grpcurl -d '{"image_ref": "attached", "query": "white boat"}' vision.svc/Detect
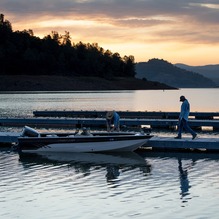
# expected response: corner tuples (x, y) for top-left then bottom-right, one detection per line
(17, 126), (153, 153)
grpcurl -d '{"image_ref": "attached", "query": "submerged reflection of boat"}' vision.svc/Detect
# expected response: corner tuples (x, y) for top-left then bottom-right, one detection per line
(19, 151), (148, 167)
(19, 151), (152, 183)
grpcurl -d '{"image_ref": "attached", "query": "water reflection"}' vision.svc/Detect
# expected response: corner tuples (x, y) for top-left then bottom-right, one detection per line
(178, 158), (193, 199)
(18, 152), (152, 183)
(106, 165), (120, 182)
(140, 150), (219, 161)
(2, 148), (219, 218)
(139, 150), (219, 205)
(1, 89), (219, 118)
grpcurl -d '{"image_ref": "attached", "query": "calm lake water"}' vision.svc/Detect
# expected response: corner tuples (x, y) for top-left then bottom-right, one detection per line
(0, 89), (219, 219)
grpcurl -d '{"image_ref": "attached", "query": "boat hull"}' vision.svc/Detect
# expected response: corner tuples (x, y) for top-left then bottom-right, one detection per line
(18, 135), (152, 153)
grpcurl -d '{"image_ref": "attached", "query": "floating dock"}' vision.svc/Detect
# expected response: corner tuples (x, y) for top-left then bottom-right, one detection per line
(1, 110), (218, 151)
(33, 110), (219, 120)
(0, 132), (20, 143)
(1, 110), (218, 130)
(144, 136), (219, 151)
(0, 117), (219, 130)
(31, 110), (219, 130)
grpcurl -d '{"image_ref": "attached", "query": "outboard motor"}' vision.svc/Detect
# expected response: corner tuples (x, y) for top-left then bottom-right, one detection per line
(21, 126), (40, 137)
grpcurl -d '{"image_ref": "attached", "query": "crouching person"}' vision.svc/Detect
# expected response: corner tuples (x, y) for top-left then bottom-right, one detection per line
(106, 111), (120, 132)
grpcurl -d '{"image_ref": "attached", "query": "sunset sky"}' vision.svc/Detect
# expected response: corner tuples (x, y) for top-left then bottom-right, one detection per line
(1, 0), (219, 65)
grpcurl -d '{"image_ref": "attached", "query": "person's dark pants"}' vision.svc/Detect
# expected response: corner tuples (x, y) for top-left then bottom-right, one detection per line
(177, 118), (196, 138)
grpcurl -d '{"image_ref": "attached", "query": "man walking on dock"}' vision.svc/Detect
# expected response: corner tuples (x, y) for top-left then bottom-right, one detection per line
(175, 96), (197, 140)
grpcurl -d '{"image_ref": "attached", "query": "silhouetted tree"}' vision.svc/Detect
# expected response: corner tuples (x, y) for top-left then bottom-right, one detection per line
(62, 31), (71, 47)
(123, 55), (136, 77)
(0, 14), (136, 79)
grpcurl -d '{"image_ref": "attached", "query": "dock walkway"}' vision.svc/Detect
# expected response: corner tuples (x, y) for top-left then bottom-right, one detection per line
(0, 132), (20, 143)
(33, 110), (219, 120)
(0, 118), (219, 129)
(145, 136), (219, 151)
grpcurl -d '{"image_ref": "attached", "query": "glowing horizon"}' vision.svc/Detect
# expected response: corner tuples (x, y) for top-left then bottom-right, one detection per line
(1, 0), (219, 66)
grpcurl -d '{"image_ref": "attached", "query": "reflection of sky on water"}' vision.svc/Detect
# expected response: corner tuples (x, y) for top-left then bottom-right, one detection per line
(0, 89), (219, 119)
(133, 89), (219, 112)
(1, 149), (219, 218)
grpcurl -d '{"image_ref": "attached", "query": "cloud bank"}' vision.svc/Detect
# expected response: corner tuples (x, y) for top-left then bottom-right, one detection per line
(1, 0), (219, 64)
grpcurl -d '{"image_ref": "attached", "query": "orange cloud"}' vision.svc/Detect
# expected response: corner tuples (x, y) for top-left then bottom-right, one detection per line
(1, 0), (219, 65)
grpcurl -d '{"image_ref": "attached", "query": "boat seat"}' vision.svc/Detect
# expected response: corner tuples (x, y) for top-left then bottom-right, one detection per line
(21, 126), (40, 137)
(46, 134), (58, 137)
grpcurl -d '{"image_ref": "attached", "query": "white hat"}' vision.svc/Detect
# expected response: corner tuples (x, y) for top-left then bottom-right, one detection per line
(106, 111), (114, 119)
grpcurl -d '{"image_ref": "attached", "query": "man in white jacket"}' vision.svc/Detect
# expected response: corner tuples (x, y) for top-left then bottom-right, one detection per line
(175, 96), (197, 139)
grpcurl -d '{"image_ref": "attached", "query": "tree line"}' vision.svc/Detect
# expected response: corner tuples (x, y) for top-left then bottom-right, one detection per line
(0, 14), (136, 79)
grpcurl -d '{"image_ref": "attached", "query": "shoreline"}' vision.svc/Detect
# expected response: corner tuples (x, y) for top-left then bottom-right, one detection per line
(0, 75), (176, 91)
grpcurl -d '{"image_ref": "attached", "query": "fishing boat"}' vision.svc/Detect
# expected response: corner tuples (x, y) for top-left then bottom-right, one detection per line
(17, 126), (153, 153)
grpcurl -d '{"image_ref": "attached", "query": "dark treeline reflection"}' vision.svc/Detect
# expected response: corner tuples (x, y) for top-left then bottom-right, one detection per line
(0, 14), (135, 79)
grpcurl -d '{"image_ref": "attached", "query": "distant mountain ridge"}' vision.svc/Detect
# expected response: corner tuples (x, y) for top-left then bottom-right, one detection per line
(136, 59), (217, 88)
(175, 63), (219, 85)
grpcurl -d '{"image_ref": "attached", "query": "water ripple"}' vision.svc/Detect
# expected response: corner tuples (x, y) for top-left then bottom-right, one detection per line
(1, 149), (219, 218)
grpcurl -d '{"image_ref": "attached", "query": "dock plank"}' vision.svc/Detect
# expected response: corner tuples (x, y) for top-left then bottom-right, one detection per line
(0, 118), (219, 129)
(146, 137), (219, 150)
(33, 110), (219, 120)
(0, 132), (21, 143)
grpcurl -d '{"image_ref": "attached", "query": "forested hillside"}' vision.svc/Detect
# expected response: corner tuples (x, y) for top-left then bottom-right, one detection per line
(0, 14), (175, 91)
(0, 14), (135, 79)
(136, 59), (216, 88)
(175, 63), (219, 86)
